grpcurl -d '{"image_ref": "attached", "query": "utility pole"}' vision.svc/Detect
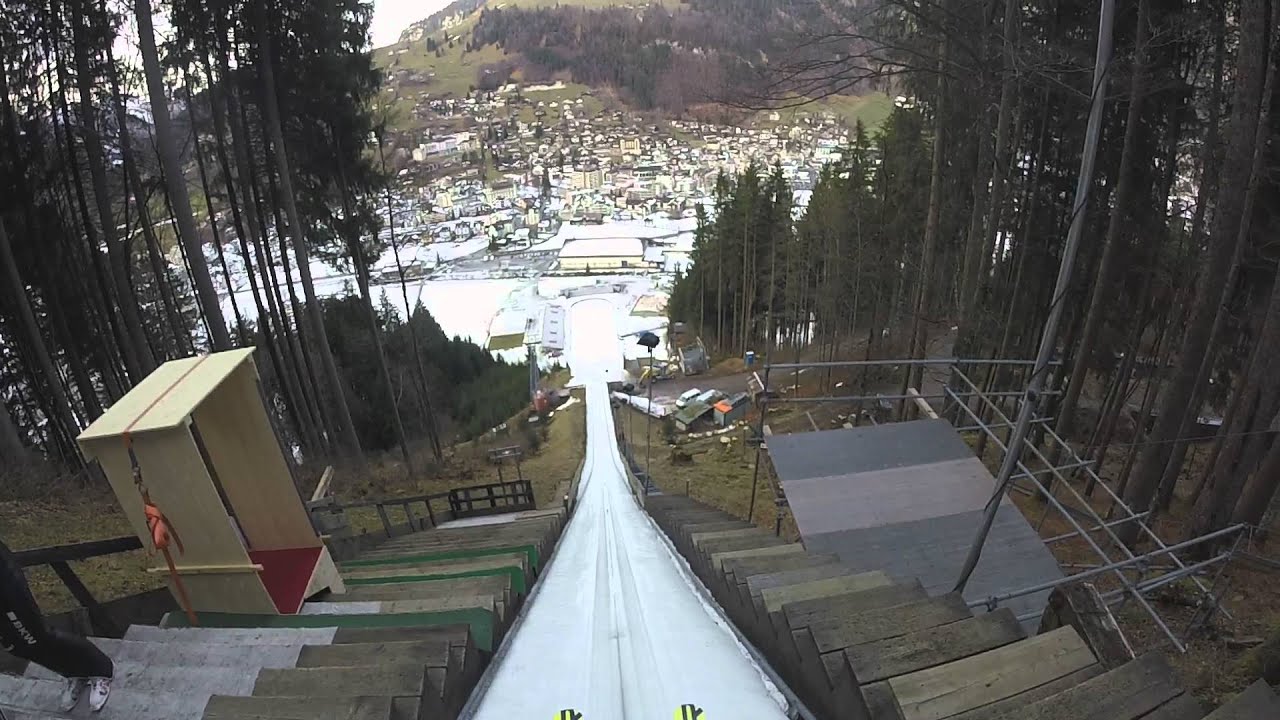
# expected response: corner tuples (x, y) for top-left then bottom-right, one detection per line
(954, 0), (1117, 593)
(638, 332), (661, 490)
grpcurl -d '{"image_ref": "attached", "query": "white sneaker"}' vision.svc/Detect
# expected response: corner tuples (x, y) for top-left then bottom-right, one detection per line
(59, 678), (84, 711)
(87, 677), (111, 712)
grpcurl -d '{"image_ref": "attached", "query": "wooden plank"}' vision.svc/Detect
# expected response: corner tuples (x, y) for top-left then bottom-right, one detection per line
(1038, 582), (1134, 669)
(749, 566), (882, 601)
(945, 664), (1104, 720)
(193, 363), (319, 551)
(844, 608), (1024, 683)
(376, 505), (394, 537)
(49, 561), (121, 636)
(306, 545), (345, 598)
(311, 466), (335, 502)
(862, 681), (906, 720)
(80, 430), (255, 570)
(784, 585), (947, 649)
(708, 543), (804, 572)
(144, 564), (264, 575)
(1202, 680), (1280, 719)
(165, 571), (278, 615)
(760, 573), (897, 614)
(887, 627), (1097, 720)
(962, 652), (1182, 720)
(14, 536), (143, 567)
(77, 353), (239, 441)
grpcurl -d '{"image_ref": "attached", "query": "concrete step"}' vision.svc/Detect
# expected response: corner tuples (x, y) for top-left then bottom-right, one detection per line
(1203, 679), (1280, 719)
(0, 673), (215, 720)
(126, 626), (339, 646)
(252, 663), (439, 720)
(24, 658), (259, 697)
(91, 637), (302, 669)
(203, 695), (394, 720)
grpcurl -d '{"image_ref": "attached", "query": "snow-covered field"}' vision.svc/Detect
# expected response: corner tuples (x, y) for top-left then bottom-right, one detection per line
(214, 218), (681, 369)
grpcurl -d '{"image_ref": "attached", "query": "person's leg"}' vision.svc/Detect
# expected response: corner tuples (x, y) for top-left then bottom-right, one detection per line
(0, 543), (112, 680)
(36, 629), (113, 679)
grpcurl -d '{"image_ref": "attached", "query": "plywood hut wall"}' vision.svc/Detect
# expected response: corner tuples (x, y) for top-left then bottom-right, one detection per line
(77, 349), (343, 616)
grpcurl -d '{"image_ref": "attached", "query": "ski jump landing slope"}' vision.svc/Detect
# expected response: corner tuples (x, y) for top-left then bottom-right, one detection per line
(468, 299), (790, 719)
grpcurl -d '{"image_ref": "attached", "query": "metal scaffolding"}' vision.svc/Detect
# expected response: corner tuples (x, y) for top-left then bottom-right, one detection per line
(748, 357), (1246, 652)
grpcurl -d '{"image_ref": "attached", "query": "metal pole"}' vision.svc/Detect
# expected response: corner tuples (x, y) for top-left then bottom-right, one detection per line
(747, 365), (772, 522)
(954, 0), (1116, 594)
(645, 347), (653, 483)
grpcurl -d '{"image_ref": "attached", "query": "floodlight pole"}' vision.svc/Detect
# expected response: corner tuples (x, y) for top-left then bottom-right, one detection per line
(954, 0), (1116, 593)
(646, 346), (654, 482)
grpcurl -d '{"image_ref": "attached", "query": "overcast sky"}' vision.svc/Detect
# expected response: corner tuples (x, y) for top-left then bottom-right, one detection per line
(370, 0), (455, 48)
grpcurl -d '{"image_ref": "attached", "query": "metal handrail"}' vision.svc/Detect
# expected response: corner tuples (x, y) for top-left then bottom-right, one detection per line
(945, 384), (1186, 650)
(952, 367), (1233, 621)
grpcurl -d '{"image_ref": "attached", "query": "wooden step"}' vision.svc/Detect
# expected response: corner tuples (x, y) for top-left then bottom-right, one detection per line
(884, 626), (1099, 720)
(1139, 694), (1208, 720)
(719, 555), (849, 626)
(918, 651), (1183, 720)
(1203, 680), (1280, 719)
(252, 662), (441, 720)
(842, 608), (1025, 684)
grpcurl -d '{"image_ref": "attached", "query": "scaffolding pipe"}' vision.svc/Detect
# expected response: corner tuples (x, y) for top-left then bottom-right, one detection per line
(956, 416), (1056, 433)
(768, 390), (1059, 404)
(953, 367), (1233, 620)
(1045, 511), (1151, 544)
(765, 358), (1055, 371)
(952, 0), (1116, 598)
(967, 524), (1242, 609)
(947, 388), (1185, 650)
(1098, 552), (1232, 601)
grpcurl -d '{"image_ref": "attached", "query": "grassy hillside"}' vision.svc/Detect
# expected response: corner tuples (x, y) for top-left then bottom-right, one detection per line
(376, 0), (891, 133)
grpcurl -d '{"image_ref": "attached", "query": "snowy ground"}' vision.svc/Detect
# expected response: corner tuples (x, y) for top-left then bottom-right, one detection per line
(464, 299), (790, 720)
(214, 218), (683, 370)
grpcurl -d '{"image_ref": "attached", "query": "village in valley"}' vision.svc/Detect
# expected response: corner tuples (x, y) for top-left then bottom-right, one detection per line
(213, 79), (880, 371)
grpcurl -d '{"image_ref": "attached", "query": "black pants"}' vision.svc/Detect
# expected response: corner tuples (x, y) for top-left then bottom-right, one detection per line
(0, 541), (113, 679)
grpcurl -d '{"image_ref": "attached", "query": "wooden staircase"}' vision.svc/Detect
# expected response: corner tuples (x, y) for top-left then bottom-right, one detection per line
(645, 494), (1280, 720)
(0, 508), (568, 720)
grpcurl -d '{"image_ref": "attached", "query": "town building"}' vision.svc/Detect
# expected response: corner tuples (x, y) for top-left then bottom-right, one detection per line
(572, 167), (605, 190)
(558, 237), (646, 271)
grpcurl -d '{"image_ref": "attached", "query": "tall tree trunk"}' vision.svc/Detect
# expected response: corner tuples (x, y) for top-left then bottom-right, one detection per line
(69, 0), (157, 375)
(902, 35), (948, 415)
(39, 27), (136, 383)
(1183, 22), (1280, 540)
(379, 139), (442, 462)
(0, 400), (26, 464)
(1055, 0), (1150, 452)
(1118, 0), (1273, 544)
(254, 0), (361, 456)
(133, 0), (231, 350)
(0, 219), (81, 464)
(185, 71), (247, 344)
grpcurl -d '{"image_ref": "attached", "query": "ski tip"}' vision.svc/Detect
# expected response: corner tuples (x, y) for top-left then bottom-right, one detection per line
(675, 704), (707, 719)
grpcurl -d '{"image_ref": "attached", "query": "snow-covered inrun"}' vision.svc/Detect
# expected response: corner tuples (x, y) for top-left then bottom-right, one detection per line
(467, 298), (790, 720)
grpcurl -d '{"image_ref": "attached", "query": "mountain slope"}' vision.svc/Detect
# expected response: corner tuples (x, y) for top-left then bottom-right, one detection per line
(376, 0), (836, 114)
